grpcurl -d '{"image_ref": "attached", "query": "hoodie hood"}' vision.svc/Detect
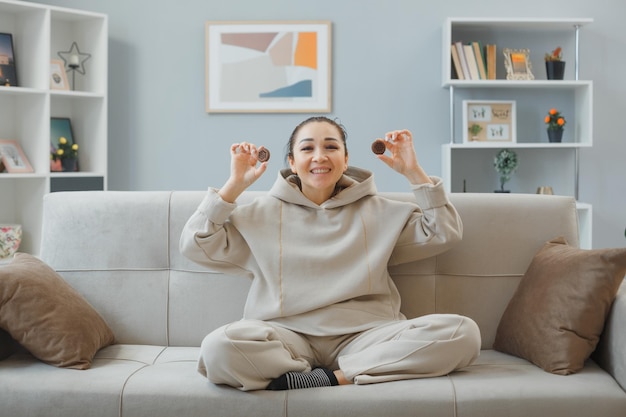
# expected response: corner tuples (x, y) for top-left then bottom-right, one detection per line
(269, 166), (378, 209)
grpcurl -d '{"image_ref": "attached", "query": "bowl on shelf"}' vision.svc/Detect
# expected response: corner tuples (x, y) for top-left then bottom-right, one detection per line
(0, 224), (22, 261)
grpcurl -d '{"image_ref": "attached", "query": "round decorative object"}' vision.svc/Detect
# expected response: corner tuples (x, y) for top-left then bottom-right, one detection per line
(547, 129), (563, 143)
(0, 224), (22, 259)
(257, 147), (270, 162)
(371, 139), (386, 155)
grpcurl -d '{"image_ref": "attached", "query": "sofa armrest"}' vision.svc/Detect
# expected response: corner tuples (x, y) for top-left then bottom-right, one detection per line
(594, 280), (626, 391)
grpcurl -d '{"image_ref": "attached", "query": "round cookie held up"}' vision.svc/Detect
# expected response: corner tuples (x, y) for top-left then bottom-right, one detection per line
(371, 139), (386, 155)
(257, 147), (270, 162)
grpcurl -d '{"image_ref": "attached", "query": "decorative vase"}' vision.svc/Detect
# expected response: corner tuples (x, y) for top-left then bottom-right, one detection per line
(546, 61), (566, 80)
(547, 129), (563, 143)
(61, 158), (77, 172)
(0, 224), (22, 260)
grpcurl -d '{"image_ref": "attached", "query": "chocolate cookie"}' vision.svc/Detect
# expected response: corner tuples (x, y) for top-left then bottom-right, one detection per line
(371, 139), (386, 155)
(257, 147), (270, 162)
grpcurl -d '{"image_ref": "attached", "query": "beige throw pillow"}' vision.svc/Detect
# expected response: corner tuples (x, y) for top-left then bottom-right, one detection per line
(0, 253), (115, 369)
(494, 237), (626, 375)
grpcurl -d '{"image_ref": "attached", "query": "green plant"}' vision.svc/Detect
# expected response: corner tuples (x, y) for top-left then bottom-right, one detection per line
(468, 123), (483, 137)
(545, 108), (566, 131)
(51, 136), (78, 161)
(545, 46), (562, 62)
(494, 149), (519, 192)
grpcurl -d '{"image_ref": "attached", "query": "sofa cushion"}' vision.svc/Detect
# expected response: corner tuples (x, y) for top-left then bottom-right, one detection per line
(0, 253), (115, 369)
(493, 237), (626, 375)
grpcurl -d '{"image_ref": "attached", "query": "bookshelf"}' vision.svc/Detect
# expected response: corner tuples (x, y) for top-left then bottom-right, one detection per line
(441, 18), (593, 248)
(0, 0), (108, 255)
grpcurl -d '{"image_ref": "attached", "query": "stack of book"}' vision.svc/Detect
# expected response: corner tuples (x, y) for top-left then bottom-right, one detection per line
(451, 41), (497, 80)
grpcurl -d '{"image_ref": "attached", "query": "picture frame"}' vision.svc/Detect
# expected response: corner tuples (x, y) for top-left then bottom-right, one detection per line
(205, 20), (332, 113)
(50, 59), (70, 90)
(503, 48), (534, 81)
(50, 117), (78, 172)
(0, 33), (18, 86)
(462, 100), (517, 144)
(0, 140), (33, 173)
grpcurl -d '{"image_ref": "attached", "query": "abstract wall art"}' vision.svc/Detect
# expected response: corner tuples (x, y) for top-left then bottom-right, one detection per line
(205, 21), (331, 113)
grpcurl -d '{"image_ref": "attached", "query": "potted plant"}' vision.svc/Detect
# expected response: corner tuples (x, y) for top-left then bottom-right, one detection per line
(493, 148), (518, 193)
(51, 136), (79, 172)
(544, 108), (566, 143)
(468, 123), (483, 141)
(545, 46), (565, 80)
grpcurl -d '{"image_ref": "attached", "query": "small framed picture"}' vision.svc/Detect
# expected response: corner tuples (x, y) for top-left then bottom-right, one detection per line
(50, 59), (70, 90)
(503, 48), (534, 81)
(463, 100), (517, 144)
(0, 33), (18, 86)
(0, 140), (33, 173)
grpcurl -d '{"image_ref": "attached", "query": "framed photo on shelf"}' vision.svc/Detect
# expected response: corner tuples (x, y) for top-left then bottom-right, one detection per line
(50, 59), (70, 90)
(503, 48), (534, 81)
(50, 117), (78, 172)
(462, 100), (517, 144)
(0, 140), (33, 173)
(0, 33), (18, 86)
(205, 20), (331, 113)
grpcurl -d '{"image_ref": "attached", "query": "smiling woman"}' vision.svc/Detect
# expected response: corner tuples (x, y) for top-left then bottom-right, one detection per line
(179, 116), (479, 392)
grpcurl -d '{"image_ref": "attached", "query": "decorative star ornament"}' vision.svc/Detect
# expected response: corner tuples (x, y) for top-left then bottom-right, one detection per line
(58, 42), (91, 75)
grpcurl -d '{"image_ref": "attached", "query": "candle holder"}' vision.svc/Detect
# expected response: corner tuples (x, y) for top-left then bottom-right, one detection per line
(57, 41), (91, 91)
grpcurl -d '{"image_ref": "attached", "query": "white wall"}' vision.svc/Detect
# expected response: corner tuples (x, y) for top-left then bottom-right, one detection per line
(30, 0), (626, 248)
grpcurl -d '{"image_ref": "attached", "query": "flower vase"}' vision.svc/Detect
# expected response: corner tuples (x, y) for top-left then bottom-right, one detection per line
(546, 61), (566, 80)
(61, 158), (77, 172)
(547, 129), (563, 143)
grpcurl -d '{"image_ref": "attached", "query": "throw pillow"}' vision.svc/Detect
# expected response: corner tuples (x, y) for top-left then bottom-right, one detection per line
(0, 253), (115, 369)
(493, 237), (626, 375)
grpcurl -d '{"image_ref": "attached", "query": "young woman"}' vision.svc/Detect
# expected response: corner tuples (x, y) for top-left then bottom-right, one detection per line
(180, 116), (480, 391)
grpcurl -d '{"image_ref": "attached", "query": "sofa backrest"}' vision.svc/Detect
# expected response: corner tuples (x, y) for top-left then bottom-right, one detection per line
(40, 191), (579, 349)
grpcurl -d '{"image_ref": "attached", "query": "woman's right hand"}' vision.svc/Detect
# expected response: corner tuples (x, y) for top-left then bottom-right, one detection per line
(219, 142), (268, 203)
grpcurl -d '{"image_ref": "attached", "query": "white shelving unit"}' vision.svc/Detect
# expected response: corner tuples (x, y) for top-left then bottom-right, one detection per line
(0, 0), (107, 255)
(441, 17), (593, 248)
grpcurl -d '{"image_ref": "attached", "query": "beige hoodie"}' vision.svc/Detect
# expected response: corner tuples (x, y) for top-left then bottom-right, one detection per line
(179, 167), (462, 336)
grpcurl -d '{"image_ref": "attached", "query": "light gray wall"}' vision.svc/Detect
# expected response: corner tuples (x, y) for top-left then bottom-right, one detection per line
(31, 0), (626, 248)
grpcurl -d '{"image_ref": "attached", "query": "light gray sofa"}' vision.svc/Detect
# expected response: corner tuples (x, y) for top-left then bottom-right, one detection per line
(1, 190), (625, 417)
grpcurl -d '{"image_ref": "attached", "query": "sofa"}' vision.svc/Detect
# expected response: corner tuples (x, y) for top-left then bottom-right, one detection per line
(0, 190), (625, 417)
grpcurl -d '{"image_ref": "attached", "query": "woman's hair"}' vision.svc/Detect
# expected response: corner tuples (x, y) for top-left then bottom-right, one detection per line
(284, 116), (348, 165)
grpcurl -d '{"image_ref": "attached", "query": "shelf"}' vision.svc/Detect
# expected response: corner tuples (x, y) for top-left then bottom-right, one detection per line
(445, 143), (592, 149)
(443, 80), (591, 89)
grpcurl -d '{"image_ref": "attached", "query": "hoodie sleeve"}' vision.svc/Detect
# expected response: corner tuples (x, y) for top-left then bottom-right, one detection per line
(179, 188), (254, 277)
(388, 177), (463, 266)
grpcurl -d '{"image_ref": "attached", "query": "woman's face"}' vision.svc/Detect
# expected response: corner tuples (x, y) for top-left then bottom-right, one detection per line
(288, 121), (348, 204)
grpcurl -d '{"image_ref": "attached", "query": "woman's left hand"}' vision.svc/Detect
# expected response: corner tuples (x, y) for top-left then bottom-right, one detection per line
(375, 129), (433, 185)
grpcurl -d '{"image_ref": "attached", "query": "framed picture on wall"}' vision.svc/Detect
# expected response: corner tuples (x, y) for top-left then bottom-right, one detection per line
(0, 140), (33, 173)
(462, 100), (517, 144)
(50, 59), (70, 90)
(205, 20), (332, 113)
(0, 33), (18, 86)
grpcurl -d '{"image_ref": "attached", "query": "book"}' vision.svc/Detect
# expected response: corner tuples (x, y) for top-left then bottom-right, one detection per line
(485, 44), (497, 80)
(472, 41), (487, 80)
(450, 44), (465, 80)
(463, 44), (480, 80)
(454, 41), (471, 80)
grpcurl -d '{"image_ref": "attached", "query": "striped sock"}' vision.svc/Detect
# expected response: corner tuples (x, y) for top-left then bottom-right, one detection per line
(266, 368), (339, 390)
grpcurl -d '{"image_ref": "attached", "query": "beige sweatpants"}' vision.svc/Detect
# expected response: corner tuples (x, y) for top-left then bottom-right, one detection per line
(198, 314), (481, 391)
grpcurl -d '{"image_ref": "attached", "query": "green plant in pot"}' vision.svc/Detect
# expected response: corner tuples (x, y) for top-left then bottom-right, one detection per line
(493, 148), (518, 193)
(468, 123), (483, 141)
(545, 108), (566, 143)
(51, 136), (79, 172)
(545, 46), (565, 80)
